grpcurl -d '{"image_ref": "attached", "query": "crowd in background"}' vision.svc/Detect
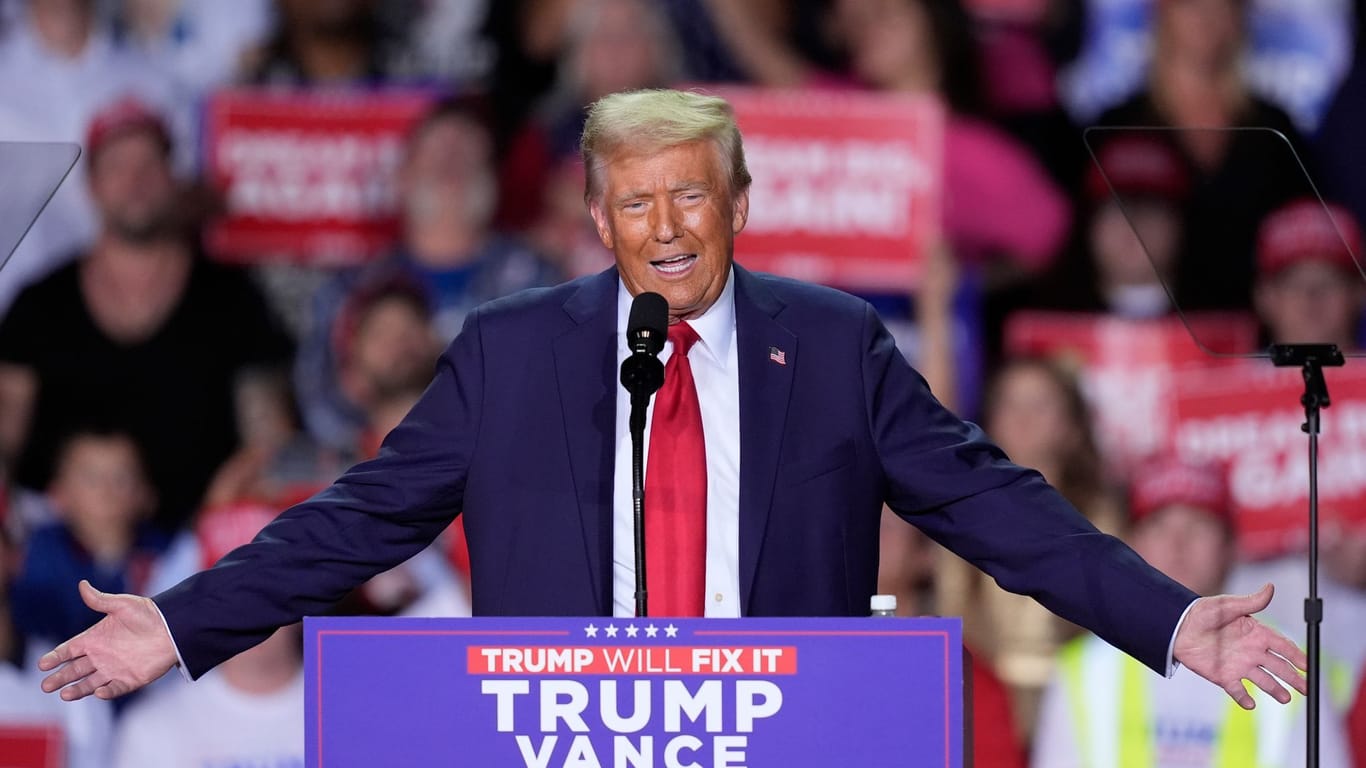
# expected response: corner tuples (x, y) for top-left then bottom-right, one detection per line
(1, 0), (1366, 765)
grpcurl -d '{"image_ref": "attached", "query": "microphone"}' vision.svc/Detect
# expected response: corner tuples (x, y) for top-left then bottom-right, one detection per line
(621, 292), (667, 397)
(620, 291), (668, 618)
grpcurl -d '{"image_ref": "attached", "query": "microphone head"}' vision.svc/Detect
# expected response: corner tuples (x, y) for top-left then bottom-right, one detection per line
(626, 292), (668, 356)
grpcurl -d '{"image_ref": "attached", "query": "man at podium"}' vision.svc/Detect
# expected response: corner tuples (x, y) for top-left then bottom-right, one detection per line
(38, 89), (1305, 716)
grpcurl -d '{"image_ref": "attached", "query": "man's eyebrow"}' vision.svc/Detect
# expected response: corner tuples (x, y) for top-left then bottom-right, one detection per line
(612, 189), (649, 205)
(670, 180), (712, 193)
(611, 180), (712, 205)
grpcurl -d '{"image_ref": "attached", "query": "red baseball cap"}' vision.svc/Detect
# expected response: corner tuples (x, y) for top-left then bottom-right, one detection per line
(84, 96), (172, 163)
(1256, 198), (1362, 278)
(195, 501), (280, 570)
(1129, 455), (1232, 528)
(1086, 133), (1189, 204)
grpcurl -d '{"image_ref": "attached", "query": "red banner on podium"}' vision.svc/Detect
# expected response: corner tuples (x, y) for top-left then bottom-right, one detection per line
(708, 87), (944, 291)
(1004, 311), (1258, 477)
(203, 88), (435, 266)
(1170, 361), (1366, 559)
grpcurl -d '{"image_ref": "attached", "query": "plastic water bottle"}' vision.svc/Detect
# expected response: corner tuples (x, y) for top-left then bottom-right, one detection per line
(870, 594), (897, 617)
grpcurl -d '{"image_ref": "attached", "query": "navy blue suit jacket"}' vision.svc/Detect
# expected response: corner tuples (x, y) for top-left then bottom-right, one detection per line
(157, 265), (1197, 678)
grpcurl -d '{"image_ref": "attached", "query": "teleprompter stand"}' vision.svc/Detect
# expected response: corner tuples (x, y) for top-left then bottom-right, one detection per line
(1270, 342), (1345, 768)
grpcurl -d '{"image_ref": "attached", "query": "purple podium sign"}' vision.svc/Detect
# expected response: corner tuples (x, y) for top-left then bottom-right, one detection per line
(305, 616), (964, 767)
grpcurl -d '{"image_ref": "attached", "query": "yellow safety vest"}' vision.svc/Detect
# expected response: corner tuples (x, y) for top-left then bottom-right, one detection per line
(1059, 635), (1293, 768)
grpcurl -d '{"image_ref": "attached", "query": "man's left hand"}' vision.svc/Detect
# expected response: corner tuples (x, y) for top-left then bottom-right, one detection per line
(1174, 583), (1308, 709)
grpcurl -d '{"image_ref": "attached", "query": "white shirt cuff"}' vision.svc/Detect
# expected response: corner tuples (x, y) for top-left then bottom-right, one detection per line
(152, 601), (193, 683)
(1165, 597), (1201, 677)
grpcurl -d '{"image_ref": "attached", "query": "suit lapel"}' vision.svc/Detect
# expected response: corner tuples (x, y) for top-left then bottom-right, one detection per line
(553, 268), (619, 615)
(733, 266), (796, 611)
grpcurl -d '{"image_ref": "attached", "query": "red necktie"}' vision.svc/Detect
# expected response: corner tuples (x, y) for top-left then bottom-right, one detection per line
(645, 321), (707, 616)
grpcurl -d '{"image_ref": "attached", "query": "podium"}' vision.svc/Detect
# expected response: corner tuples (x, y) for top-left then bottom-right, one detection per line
(305, 616), (965, 767)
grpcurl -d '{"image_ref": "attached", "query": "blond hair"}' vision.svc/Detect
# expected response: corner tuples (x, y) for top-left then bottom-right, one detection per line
(580, 89), (752, 202)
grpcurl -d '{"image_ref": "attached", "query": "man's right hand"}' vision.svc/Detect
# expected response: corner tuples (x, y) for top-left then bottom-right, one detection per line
(38, 580), (178, 701)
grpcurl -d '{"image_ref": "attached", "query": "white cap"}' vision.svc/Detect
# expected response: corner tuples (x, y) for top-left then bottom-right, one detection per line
(870, 594), (897, 613)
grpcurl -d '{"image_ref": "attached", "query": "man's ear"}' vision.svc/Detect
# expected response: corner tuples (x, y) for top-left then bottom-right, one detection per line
(731, 187), (750, 236)
(588, 199), (614, 250)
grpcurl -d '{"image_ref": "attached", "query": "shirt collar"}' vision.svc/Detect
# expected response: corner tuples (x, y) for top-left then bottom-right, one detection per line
(615, 266), (736, 363)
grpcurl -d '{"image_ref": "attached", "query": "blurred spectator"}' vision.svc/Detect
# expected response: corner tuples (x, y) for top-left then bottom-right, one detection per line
(0, 525), (113, 768)
(243, 0), (399, 85)
(8, 428), (163, 646)
(109, 0), (274, 94)
(1032, 456), (1350, 767)
(703, 0), (1071, 279)
(1030, 132), (1190, 316)
(499, 0), (681, 232)
(1061, 0), (1353, 132)
(0, 0), (187, 314)
(335, 274), (440, 459)
(938, 357), (1121, 739)
(0, 99), (294, 533)
(296, 97), (560, 452)
(112, 502), (304, 768)
(1253, 198), (1363, 350)
(1315, 6), (1366, 248)
(528, 154), (615, 279)
(1094, 0), (1314, 312)
(830, 0), (1071, 281)
(149, 274), (469, 618)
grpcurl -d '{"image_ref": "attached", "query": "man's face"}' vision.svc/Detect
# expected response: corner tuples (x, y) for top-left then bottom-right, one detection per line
(1130, 504), (1231, 597)
(51, 436), (148, 531)
(1256, 261), (1362, 348)
(399, 115), (495, 232)
(89, 130), (176, 242)
(588, 140), (749, 322)
(350, 296), (437, 400)
(1091, 199), (1181, 287)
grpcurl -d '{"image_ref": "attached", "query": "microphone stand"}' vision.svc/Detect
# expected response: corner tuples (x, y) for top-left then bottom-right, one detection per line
(1270, 342), (1344, 768)
(629, 390), (650, 617)
(621, 351), (664, 617)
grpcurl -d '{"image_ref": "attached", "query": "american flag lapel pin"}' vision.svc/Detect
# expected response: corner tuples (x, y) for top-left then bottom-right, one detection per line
(768, 346), (787, 366)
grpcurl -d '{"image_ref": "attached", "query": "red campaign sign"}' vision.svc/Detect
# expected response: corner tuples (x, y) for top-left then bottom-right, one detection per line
(0, 724), (64, 768)
(1170, 361), (1366, 559)
(1004, 312), (1259, 477)
(203, 88), (435, 266)
(707, 87), (944, 291)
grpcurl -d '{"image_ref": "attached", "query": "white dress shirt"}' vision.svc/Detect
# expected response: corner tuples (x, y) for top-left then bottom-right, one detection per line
(612, 270), (741, 618)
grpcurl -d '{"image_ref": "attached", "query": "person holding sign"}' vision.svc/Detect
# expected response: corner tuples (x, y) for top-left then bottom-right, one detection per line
(1033, 457), (1351, 767)
(38, 90), (1305, 723)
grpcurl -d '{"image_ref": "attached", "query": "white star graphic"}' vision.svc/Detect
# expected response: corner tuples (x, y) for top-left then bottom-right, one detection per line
(645, 624), (659, 638)
(664, 623), (679, 638)
(624, 624), (639, 638)
(584, 623), (598, 638)
(604, 624), (619, 638)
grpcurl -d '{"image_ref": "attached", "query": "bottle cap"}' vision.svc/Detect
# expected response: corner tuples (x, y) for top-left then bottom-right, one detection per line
(870, 594), (897, 613)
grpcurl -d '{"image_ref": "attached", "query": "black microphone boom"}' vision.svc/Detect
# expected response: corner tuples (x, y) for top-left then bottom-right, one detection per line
(620, 291), (669, 618)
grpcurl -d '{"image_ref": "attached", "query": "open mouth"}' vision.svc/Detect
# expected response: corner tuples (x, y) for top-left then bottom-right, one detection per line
(650, 253), (697, 275)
